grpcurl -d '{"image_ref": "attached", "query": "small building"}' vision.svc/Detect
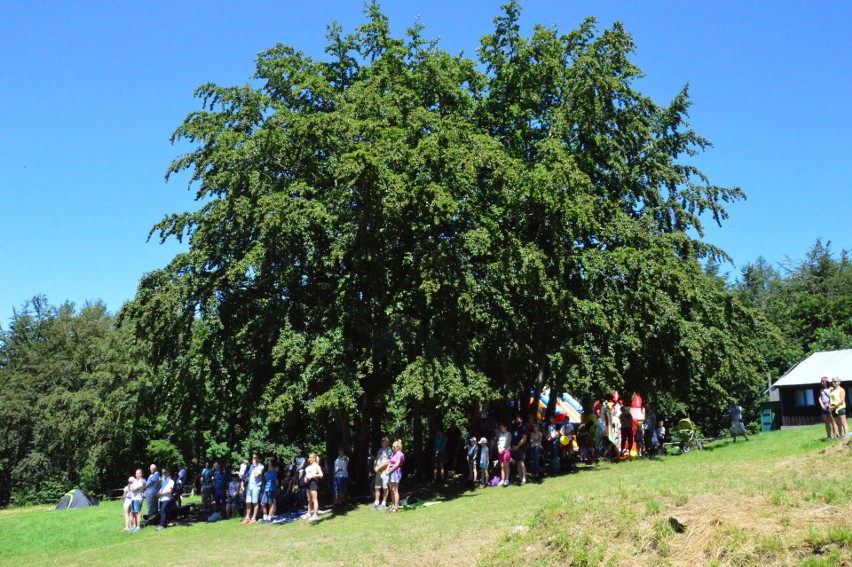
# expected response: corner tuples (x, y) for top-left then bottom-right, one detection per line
(769, 348), (851, 427)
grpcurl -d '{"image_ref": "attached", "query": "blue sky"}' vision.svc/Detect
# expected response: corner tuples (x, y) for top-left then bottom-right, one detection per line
(1, 1), (849, 319)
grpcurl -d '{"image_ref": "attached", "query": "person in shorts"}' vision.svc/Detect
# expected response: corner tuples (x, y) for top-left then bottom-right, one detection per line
(497, 423), (511, 487)
(130, 469), (145, 531)
(819, 376), (838, 439)
(728, 400), (749, 442)
(122, 476), (134, 531)
(477, 437), (490, 487)
(241, 454), (264, 524)
(433, 430), (447, 483)
(372, 437), (392, 509)
(261, 458), (279, 522)
(829, 377), (848, 438)
(510, 417), (528, 486)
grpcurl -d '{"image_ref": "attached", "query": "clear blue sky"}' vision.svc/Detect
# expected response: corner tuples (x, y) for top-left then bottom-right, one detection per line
(1, 1), (849, 319)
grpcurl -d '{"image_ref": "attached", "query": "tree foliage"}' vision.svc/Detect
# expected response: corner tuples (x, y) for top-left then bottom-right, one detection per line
(120, 1), (766, 476)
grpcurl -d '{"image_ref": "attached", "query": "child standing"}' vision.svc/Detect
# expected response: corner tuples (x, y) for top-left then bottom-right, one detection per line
(122, 476), (134, 531)
(477, 438), (490, 487)
(261, 459), (279, 522)
(226, 473), (241, 519)
(466, 437), (479, 486)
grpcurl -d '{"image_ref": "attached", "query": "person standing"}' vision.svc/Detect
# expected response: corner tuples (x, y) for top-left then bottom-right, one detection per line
(122, 476), (134, 531)
(199, 462), (214, 512)
(728, 400), (749, 442)
(130, 469), (145, 532)
(497, 423), (512, 487)
(820, 377), (838, 439)
(433, 430), (447, 484)
(241, 454), (264, 524)
(477, 437), (490, 487)
(156, 468), (174, 531)
(385, 440), (405, 513)
(144, 464), (160, 521)
(829, 377), (848, 438)
(372, 437), (392, 510)
(466, 436), (479, 486)
(213, 462), (228, 512)
(333, 449), (349, 506)
(529, 425), (542, 479)
(510, 417), (528, 486)
(304, 453), (323, 521)
(261, 458), (279, 522)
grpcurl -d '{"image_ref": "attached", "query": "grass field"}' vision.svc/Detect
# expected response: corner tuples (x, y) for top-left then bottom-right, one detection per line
(1, 426), (849, 566)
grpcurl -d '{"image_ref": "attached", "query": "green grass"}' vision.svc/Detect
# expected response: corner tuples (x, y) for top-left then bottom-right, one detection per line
(1, 427), (849, 566)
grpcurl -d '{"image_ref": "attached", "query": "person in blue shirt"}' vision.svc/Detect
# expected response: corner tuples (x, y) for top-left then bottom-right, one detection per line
(433, 430), (447, 483)
(261, 458), (279, 523)
(241, 454), (265, 524)
(156, 468), (175, 530)
(144, 464), (160, 521)
(175, 465), (187, 506)
(213, 462), (228, 512)
(199, 462), (214, 512)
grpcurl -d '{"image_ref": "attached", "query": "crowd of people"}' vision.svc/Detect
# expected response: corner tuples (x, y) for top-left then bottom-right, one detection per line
(118, 384), (851, 532)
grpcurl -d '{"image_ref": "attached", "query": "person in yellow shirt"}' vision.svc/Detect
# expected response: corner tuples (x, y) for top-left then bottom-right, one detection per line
(829, 377), (847, 438)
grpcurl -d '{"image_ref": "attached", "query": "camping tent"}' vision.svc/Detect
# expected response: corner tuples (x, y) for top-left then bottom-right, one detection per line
(55, 489), (99, 510)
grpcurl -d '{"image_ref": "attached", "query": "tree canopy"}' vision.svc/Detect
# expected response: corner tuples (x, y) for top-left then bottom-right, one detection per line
(121, 2), (766, 475)
(8, 2), (838, 504)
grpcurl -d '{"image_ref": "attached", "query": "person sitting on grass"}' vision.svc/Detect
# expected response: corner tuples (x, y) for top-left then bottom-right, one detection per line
(157, 468), (174, 531)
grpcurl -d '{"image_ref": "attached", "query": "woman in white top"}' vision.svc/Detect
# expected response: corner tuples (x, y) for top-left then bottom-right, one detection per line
(304, 453), (323, 521)
(497, 423), (512, 487)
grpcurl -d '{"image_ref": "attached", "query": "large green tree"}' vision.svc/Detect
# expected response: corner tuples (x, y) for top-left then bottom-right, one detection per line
(123, 1), (768, 476)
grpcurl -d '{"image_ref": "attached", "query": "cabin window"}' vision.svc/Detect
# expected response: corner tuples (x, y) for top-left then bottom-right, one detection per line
(793, 389), (815, 407)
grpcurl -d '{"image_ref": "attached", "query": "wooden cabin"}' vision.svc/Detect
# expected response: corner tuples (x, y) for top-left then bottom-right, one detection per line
(769, 349), (851, 427)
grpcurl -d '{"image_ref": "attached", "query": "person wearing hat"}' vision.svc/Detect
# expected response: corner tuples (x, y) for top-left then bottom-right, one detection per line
(122, 476), (135, 531)
(466, 436), (480, 486)
(477, 437), (490, 487)
(819, 377), (838, 440)
(829, 377), (847, 438)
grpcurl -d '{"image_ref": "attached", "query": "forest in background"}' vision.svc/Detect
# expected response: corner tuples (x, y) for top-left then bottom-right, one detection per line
(1, 2), (849, 505)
